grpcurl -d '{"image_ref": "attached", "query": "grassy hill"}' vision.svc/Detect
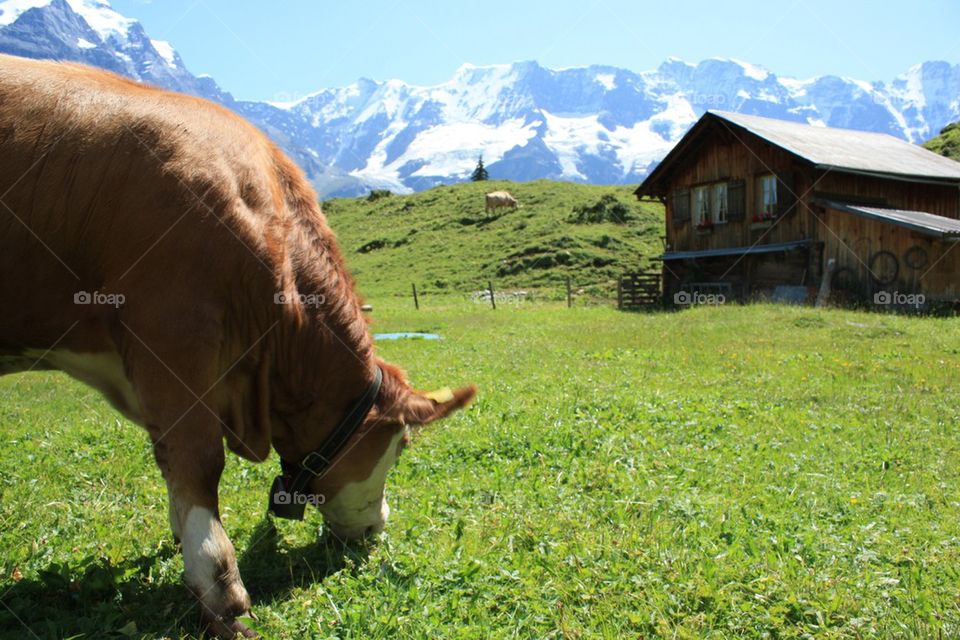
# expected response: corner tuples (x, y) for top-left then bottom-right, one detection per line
(322, 180), (664, 298)
(923, 121), (960, 161)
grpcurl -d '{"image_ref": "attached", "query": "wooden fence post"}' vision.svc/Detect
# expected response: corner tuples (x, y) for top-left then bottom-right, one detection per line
(412, 283), (419, 310)
(488, 280), (496, 310)
(566, 275), (572, 309)
(617, 276), (623, 310)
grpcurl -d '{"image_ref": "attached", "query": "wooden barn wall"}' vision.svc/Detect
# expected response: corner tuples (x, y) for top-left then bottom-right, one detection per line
(664, 129), (815, 255)
(662, 248), (817, 302)
(819, 205), (960, 300)
(813, 173), (960, 219)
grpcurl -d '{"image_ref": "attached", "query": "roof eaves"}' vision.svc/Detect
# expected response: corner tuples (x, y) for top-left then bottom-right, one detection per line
(813, 164), (960, 187)
(658, 239), (818, 261)
(815, 198), (960, 239)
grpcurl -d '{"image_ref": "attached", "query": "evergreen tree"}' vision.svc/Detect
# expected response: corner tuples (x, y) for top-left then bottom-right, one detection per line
(470, 155), (489, 181)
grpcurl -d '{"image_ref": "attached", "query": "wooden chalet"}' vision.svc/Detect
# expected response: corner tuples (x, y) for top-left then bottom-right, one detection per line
(635, 110), (960, 306)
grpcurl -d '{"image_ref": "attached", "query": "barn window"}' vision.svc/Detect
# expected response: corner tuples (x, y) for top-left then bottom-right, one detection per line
(693, 186), (710, 224)
(671, 189), (691, 224)
(757, 174), (778, 217)
(712, 182), (728, 223)
(727, 179), (746, 221)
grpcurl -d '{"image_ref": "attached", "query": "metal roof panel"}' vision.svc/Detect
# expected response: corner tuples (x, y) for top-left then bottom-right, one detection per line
(817, 199), (960, 238)
(710, 110), (960, 181)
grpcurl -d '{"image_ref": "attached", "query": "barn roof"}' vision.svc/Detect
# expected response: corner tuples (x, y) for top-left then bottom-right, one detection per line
(712, 111), (960, 181)
(817, 199), (960, 239)
(637, 111), (960, 197)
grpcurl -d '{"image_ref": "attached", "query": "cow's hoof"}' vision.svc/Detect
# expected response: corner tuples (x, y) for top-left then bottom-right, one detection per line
(192, 582), (256, 639)
(203, 611), (258, 639)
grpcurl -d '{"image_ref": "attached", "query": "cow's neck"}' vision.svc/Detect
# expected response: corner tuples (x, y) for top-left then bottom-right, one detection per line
(275, 297), (375, 442)
(265, 153), (379, 460)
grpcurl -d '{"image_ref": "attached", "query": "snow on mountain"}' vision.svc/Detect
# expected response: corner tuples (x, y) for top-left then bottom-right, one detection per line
(279, 57), (960, 194)
(151, 38), (176, 67)
(0, 0), (350, 192)
(1, 0), (959, 198)
(0, 0), (128, 35)
(0, 0), (212, 94)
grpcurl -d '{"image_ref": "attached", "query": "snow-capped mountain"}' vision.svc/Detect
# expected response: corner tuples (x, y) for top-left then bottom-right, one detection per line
(265, 57), (960, 195)
(0, 0), (227, 101)
(0, 0), (345, 190)
(2, 0), (959, 198)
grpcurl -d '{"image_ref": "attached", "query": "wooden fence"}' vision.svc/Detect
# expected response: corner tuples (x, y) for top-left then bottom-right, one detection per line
(617, 272), (662, 310)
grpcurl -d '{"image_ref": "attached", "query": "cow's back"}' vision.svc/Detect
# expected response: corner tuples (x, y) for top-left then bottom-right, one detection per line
(0, 54), (284, 351)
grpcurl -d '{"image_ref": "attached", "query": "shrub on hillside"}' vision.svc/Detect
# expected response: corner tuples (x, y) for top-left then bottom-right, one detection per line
(569, 194), (632, 224)
(367, 189), (392, 202)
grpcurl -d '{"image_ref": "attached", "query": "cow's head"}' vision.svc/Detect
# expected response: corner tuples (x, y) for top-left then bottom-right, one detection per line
(300, 363), (475, 541)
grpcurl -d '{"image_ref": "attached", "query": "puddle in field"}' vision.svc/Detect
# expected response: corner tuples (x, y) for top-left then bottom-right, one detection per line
(373, 332), (441, 341)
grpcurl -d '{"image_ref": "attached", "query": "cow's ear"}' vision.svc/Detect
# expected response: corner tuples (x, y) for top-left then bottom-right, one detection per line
(401, 385), (477, 426)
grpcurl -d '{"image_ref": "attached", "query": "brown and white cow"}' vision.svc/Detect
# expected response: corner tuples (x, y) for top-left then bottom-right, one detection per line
(485, 190), (519, 213)
(0, 54), (475, 638)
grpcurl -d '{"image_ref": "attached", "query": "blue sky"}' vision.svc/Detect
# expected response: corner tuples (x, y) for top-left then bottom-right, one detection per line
(112, 0), (958, 102)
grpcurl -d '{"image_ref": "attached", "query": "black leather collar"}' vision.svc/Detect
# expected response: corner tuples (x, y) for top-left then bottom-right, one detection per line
(268, 366), (383, 520)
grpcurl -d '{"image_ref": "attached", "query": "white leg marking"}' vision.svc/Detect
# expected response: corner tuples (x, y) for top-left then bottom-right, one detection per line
(180, 505), (249, 617)
(167, 489), (182, 541)
(182, 507), (231, 593)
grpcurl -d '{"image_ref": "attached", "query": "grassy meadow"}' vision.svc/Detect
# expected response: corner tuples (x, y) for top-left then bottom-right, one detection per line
(1, 300), (959, 638)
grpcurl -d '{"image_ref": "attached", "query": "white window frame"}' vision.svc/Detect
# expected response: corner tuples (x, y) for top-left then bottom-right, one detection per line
(758, 174), (778, 217)
(712, 182), (728, 223)
(693, 185), (710, 225)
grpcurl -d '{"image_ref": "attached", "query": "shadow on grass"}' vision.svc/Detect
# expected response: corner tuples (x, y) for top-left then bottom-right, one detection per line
(0, 517), (372, 639)
(0, 544), (192, 639)
(237, 517), (372, 605)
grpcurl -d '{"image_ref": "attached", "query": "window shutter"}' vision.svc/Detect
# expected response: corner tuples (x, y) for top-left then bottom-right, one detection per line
(672, 189), (690, 225)
(727, 179), (746, 221)
(777, 172), (797, 217)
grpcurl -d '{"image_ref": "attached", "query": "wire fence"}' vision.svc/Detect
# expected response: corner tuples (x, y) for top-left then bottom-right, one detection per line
(373, 273), (664, 311)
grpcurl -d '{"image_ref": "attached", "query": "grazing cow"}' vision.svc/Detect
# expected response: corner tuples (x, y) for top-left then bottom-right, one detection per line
(0, 54), (475, 639)
(485, 190), (519, 213)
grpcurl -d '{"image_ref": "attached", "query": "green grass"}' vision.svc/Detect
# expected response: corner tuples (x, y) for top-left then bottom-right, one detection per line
(322, 180), (664, 298)
(923, 121), (960, 161)
(1, 302), (960, 638)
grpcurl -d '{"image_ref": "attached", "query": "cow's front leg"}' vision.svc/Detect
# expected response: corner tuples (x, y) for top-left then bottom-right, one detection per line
(123, 316), (256, 639)
(154, 433), (255, 639)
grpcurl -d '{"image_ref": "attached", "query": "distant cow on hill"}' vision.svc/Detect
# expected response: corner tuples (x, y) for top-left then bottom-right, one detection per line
(485, 191), (519, 213)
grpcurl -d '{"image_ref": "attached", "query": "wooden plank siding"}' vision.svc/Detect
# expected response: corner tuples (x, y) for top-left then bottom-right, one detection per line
(664, 130), (814, 256)
(817, 203), (960, 301)
(813, 173), (960, 219)
(662, 248), (817, 304)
